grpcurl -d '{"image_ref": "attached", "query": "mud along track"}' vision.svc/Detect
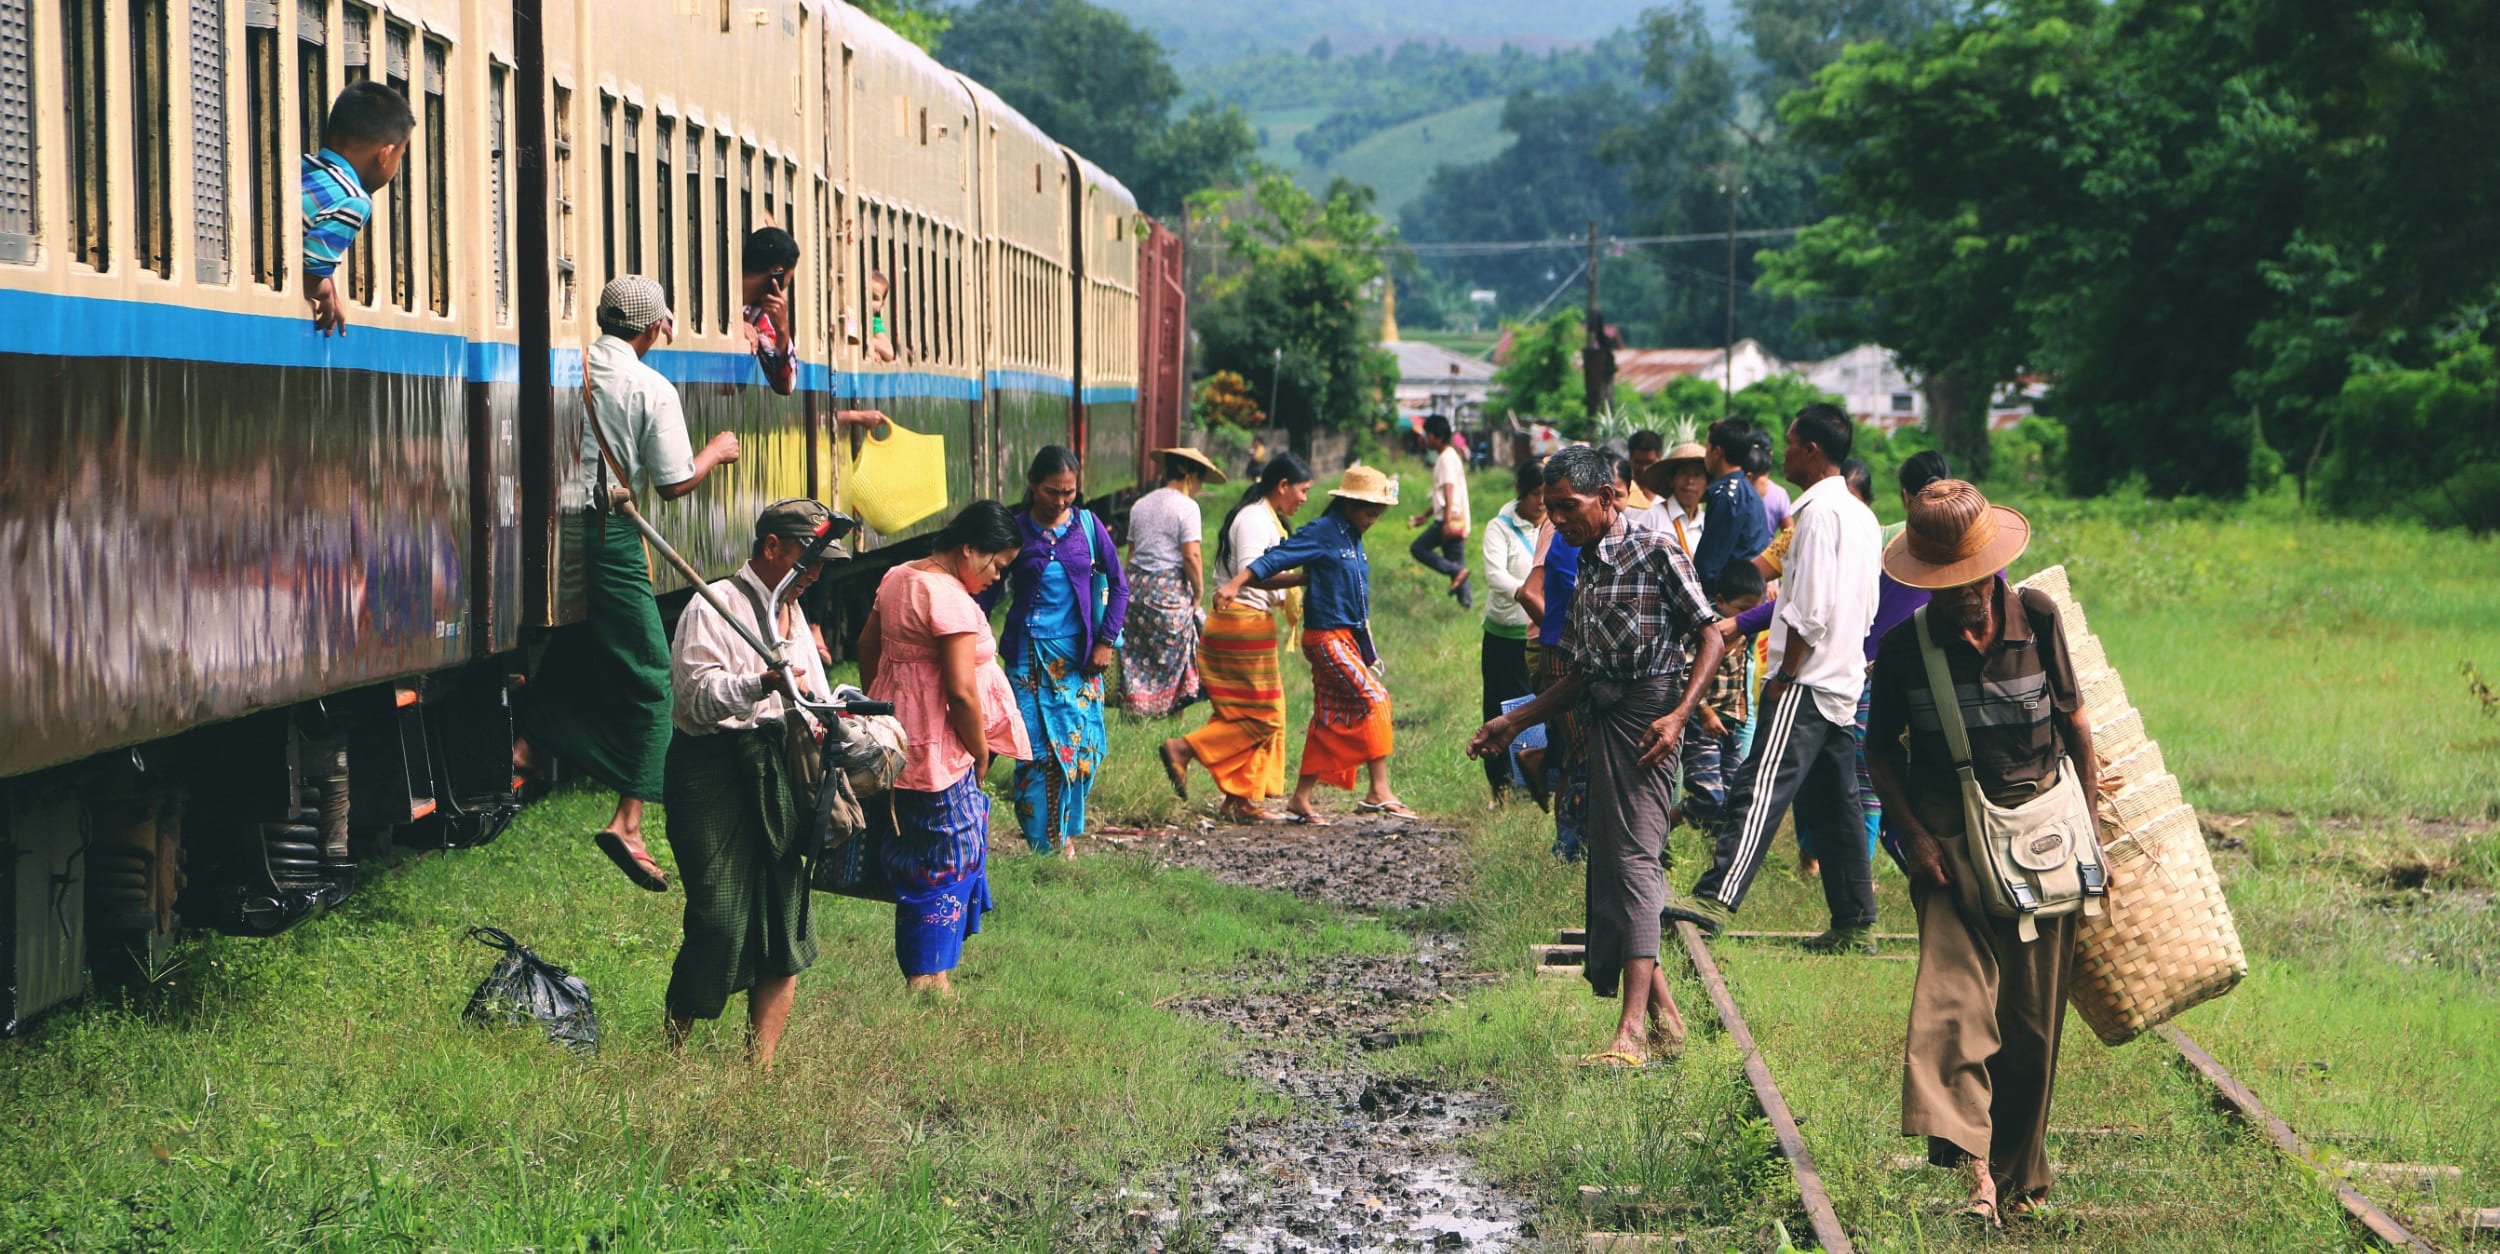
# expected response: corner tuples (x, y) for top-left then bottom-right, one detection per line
(1085, 817), (1536, 1252)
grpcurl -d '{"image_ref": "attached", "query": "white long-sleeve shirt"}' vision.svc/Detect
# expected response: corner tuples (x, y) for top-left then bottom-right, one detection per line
(1766, 473), (1882, 726)
(671, 563), (834, 736)
(1480, 500), (1537, 633)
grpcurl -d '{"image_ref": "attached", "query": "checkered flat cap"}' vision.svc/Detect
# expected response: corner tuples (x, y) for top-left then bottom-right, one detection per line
(596, 275), (672, 334)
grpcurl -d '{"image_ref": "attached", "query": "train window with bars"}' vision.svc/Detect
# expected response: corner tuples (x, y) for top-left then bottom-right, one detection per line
(185, 0), (227, 283)
(65, 0), (107, 270)
(422, 39), (445, 314)
(812, 175), (828, 363)
(242, 1), (278, 284)
(653, 115), (672, 314)
(620, 102), (640, 278)
(737, 141), (753, 238)
(758, 148), (772, 222)
(597, 93), (613, 283)
(382, 19), (410, 310)
(339, 4), (373, 303)
(1, 0), (33, 264)
(682, 123), (700, 332)
(551, 82), (573, 320)
(130, 0), (172, 277)
(711, 133), (727, 333)
(780, 159), (793, 233)
(295, 0), (324, 161)
(487, 61), (506, 321)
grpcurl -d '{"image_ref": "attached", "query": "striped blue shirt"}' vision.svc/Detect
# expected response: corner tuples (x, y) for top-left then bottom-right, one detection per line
(300, 149), (372, 279)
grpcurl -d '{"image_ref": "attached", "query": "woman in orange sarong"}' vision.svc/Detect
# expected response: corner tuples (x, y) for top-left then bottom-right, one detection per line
(1160, 454), (1314, 823)
(1212, 465), (1416, 824)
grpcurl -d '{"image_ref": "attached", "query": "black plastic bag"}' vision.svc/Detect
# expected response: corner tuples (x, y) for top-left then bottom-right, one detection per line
(462, 926), (600, 1055)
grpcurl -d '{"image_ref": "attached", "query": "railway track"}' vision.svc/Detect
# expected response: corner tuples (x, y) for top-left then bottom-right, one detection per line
(1542, 925), (2448, 1252)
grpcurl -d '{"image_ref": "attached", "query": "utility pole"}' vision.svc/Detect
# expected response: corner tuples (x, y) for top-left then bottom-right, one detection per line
(1722, 181), (1748, 409)
(1581, 219), (1614, 420)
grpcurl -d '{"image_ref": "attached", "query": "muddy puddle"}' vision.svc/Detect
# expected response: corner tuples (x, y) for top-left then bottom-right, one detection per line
(1082, 818), (1541, 1252)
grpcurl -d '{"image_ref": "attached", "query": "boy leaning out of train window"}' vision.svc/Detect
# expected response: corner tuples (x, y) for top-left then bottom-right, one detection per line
(302, 81), (415, 338)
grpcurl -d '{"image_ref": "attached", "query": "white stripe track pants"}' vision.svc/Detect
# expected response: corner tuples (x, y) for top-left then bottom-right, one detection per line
(1687, 682), (1878, 927)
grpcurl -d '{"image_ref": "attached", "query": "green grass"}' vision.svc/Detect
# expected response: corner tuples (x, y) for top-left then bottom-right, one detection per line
(1319, 96), (1511, 216)
(5, 468), (2496, 1249)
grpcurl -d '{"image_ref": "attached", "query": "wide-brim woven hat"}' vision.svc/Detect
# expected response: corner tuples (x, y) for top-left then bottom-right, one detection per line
(1635, 441), (1711, 500)
(1328, 464), (1401, 506)
(1883, 479), (2030, 589)
(1154, 446), (1230, 485)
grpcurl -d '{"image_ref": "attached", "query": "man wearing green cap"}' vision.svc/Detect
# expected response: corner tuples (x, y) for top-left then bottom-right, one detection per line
(517, 275), (743, 893)
(661, 498), (845, 1065)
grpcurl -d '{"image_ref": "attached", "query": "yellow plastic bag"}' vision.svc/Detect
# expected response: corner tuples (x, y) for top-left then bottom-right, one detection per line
(843, 422), (949, 534)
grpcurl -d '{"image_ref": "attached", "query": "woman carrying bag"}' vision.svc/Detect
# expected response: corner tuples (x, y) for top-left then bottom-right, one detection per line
(980, 447), (1131, 856)
(855, 501), (1031, 994)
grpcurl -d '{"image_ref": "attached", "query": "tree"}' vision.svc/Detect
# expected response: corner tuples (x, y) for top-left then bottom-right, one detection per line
(1487, 310), (1589, 431)
(857, 0), (948, 51)
(937, 0), (1254, 216)
(1192, 175), (1399, 457)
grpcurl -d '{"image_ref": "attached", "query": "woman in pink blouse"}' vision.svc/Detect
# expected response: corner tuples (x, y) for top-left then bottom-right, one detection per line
(856, 501), (1031, 994)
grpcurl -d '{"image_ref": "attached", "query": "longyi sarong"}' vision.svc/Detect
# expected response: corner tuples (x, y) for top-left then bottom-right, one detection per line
(660, 724), (816, 1020)
(1183, 605), (1288, 800)
(1581, 675), (1681, 998)
(1120, 567), (1202, 718)
(1011, 634), (1105, 853)
(522, 512), (671, 801)
(1300, 626), (1393, 791)
(876, 771), (995, 977)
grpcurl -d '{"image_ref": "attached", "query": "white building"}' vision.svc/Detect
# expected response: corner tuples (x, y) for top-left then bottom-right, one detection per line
(1800, 344), (1926, 431)
(1385, 339), (1497, 426)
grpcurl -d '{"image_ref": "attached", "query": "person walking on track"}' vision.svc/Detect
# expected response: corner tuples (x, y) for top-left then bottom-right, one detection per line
(1468, 445), (1725, 1067)
(516, 276), (741, 893)
(659, 499), (844, 1064)
(1407, 414), (1474, 608)
(1214, 465), (1416, 824)
(1865, 479), (2110, 1227)
(1122, 448), (1227, 718)
(1161, 454), (1314, 823)
(981, 447), (1129, 856)
(858, 502), (1033, 994)
(1669, 404), (1882, 949)
(1476, 458), (1547, 802)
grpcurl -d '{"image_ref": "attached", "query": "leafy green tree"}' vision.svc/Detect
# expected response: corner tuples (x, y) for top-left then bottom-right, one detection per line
(1192, 176), (1398, 456)
(937, 0), (1254, 216)
(1486, 310), (1589, 431)
(858, 0), (948, 51)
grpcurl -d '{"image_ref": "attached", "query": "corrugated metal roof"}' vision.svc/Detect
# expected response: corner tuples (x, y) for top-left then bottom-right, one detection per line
(1385, 340), (1496, 383)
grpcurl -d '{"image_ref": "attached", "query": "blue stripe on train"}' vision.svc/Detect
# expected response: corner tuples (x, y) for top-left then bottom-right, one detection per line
(1081, 385), (1139, 405)
(0, 289), (1034, 400)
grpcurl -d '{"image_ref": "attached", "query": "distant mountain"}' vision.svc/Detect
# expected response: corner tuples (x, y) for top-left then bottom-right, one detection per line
(1094, 0), (1728, 69)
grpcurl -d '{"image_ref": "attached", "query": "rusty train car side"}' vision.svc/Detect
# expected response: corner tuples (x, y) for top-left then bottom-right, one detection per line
(0, 0), (1184, 1032)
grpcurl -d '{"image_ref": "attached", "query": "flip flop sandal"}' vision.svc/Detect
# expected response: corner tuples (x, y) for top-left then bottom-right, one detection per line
(1284, 810), (1336, 827)
(1158, 743), (1190, 800)
(1578, 1050), (1648, 1069)
(596, 830), (669, 892)
(1951, 1199), (2002, 1229)
(1222, 804), (1291, 825)
(1356, 800), (1423, 820)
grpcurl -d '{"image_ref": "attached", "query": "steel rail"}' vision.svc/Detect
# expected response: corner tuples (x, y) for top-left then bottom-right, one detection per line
(2156, 1025), (2438, 1253)
(1674, 920), (1856, 1254)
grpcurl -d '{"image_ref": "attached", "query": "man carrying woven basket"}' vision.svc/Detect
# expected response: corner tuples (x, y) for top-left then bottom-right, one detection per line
(1864, 480), (2118, 1227)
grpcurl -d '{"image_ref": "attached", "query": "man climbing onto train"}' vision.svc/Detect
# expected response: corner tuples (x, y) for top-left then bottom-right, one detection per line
(301, 81), (414, 337)
(515, 276), (742, 893)
(740, 225), (802, 396)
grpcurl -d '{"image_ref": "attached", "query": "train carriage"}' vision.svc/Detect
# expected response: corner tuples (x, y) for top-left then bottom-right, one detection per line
(0, 0), (1185, 1032)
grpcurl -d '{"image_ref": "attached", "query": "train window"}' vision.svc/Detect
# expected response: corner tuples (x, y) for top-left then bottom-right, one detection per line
(620, 102), (640, 278)
(0, 0), (31, 264)
(340, 4), (372, 303)
(812, 175), (828, 362)
(243, 2), (277, 285)
(653, 115), (672, 313)
(295, 0), (325, 160)
(487, 62), (506, 321)
(758, 149), (772, 222)
(551, 82), (573, 320)
(682, 123), (700, 332)
(738, 141), (753, 236)
(781, 159), (793, 230)
(597, 93), (613, 283)
(187, 0), (228, 284)
(129, 0), (172, 277)
(711, 133), (727, 332)
(65, 0), (108, 269)
(422, 38), (445, 315)
(383, 19), (410, 310)
(916, 106), (926, 147)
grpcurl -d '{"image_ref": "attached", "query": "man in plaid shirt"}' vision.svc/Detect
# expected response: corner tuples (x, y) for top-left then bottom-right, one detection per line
(1469, 445), (1724, 1067)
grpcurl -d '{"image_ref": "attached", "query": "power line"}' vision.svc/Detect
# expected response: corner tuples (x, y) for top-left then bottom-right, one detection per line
(1390, 226), (1810, 256)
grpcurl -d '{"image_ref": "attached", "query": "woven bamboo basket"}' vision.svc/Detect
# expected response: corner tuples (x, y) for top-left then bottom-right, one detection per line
(2016, 567), (2247, 1046)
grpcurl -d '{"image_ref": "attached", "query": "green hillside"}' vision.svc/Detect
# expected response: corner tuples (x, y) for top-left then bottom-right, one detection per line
(1281, 95), (1511, 216)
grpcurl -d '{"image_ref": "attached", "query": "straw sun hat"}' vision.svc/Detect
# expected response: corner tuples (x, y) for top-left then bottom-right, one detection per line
(1327, 464), (1402, 506)
(1635, 441), (1711, 500)
(1882, 479), (2032, 590)
(1154, 446), (1230, 485)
